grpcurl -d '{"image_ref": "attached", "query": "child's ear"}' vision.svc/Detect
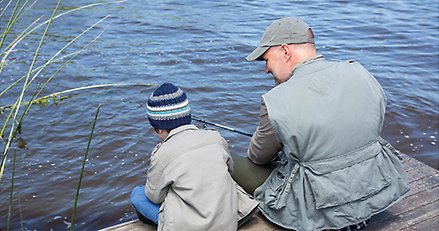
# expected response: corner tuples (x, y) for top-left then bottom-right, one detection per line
(155, 129), (169, 140)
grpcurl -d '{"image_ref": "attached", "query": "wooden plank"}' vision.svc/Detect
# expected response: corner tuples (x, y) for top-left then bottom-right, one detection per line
(401, 214), (439, 231)
(238, 211), (283, 231)
(101, 219), (154, 231)
(101, 154), (439, 231)
(367, 199), (439, 230)
(389, 186), (439, 215)
(101, 211), (282, 231)
(406, 163), (439, 183)
(399, 153), (438, 183)
(405, 205), (439, 227)
(401, 154), (424, 173)
(405, 172), (439, 197)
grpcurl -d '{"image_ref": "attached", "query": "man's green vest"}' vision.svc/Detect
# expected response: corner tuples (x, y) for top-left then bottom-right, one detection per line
(256, 57), (410, 231)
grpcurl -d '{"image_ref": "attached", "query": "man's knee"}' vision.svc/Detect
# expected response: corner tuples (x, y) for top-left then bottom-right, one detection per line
(232, 156), (277, 195)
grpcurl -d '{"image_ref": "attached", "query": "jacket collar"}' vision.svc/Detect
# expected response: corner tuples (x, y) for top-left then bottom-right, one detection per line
(291, 54), (325, 78)
(164, 124), (198, 142)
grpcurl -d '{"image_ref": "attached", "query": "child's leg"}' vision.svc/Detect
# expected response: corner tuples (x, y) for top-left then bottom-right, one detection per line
(130, 185), (160, 225)
(231, 156), (278, 195)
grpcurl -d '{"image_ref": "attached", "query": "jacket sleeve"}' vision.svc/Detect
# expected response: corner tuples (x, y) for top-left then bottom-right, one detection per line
(145, 144), (171, 204)
(247, 98), (282, 165)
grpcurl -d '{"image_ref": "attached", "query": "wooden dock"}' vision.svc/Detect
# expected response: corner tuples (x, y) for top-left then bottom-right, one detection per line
(101, 154), (439, 231)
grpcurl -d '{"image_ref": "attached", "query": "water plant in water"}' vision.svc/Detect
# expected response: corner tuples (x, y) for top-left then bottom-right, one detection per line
(71, 104), (101, 231)
(0, 0), (112, 229)
(0, 82), (158, 113)
(6, 149), (16, 231)
(0, 0), (110, 181)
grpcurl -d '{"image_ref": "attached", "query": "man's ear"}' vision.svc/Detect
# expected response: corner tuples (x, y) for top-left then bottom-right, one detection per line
(280, 44), (291, 60)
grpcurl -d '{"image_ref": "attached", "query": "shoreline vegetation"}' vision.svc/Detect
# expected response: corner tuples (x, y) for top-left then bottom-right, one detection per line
(0, 1), (120, 230)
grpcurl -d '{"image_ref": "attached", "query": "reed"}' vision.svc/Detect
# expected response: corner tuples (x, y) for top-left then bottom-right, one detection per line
(6, 148), (16, 231)
(0, 17), (110, 140)
(0, 17), (109, 110)
(0, 1), (125, 229)
(1, 13), (110, 99)
(0, 83), (158, 112)
(0, 0), (31, 51)
(0, 0), (63, 184)
(70, 104), (101, 231)
(1, 1), (107, 66)
(0, 0), (110, 182)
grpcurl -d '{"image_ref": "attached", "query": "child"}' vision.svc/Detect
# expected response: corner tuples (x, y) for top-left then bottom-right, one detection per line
(130, 83), (258, 230)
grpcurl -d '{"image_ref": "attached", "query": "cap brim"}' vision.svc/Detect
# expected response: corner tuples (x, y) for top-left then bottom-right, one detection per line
(246, 46), (269, 61)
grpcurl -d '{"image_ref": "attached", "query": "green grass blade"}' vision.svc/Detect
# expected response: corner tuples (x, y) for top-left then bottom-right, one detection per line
(0, 2), (108, 56)
(1, 0), (62, 136)
(26, 15), (110, 85)
(15, 27), (108, 126)
(7, 149), (17, 231)
(0, 0), (21, 50)
(26, 0), (62, 80)
(0, 15), (109, 95)
(1, 0), (39, 54)
(0, 16), (42, 71)
(0, 3), (38, 72)
(0, 0), (30, 51)
(0, 0), (14, 25)
(0, 48), (80, 97)
(1, 19), (110, 140)
(8, 0), (30, 29)
(40, 83), (158, 97)
(0, 83), (158, 112)
(0, 0), (62, 184)
(70, 104), (101, 231)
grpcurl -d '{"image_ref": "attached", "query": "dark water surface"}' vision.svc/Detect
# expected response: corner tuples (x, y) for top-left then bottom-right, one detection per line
(1, 0), (438, 230)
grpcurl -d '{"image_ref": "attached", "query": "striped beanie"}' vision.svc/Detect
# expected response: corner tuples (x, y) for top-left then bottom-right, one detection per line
(146, 83), (191, 130)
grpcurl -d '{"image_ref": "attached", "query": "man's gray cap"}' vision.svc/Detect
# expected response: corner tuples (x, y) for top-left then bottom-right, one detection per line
(246, 17), (314, 61)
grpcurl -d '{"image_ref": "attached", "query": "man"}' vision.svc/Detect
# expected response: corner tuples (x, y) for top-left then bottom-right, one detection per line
(241, 17), (410, 231)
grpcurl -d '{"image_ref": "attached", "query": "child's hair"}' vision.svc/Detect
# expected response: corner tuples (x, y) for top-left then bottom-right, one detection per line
(146, 83), (191, 130)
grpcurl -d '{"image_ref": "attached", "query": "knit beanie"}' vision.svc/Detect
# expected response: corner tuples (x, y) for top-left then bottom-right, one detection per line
(146, 83), (191, 130)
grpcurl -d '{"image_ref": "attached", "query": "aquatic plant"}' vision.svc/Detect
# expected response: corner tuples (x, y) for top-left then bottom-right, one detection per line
(0, 0), (112, 230)
(71, 105), (101, 231)
(0, 83), (158, 113)
(0, 0), (109, 183)
(6, 149), (16, 231)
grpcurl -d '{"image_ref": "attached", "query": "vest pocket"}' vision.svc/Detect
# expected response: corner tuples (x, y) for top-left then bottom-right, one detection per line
(306, 153), (391, 209)
(264, 159), (289, 209)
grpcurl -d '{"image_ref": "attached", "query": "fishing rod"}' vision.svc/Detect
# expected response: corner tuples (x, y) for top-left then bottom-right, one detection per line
(192, 116), (253, 137)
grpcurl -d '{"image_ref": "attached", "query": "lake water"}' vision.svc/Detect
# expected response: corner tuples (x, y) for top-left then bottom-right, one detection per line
(0, 0), (438, 230)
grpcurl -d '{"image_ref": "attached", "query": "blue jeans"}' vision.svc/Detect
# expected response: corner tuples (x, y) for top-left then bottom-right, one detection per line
(130, 185), (160, 224)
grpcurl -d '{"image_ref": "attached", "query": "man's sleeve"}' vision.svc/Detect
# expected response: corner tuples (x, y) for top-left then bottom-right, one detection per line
(247, 98), (282, 165)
